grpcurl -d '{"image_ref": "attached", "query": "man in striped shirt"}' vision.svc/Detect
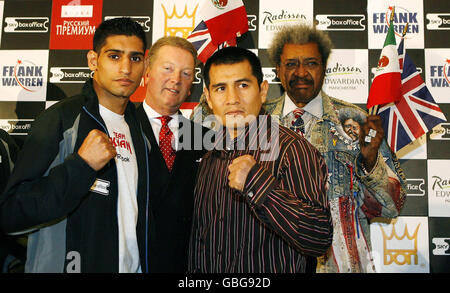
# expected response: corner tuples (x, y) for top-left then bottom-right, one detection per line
(188, 46), (332, 273)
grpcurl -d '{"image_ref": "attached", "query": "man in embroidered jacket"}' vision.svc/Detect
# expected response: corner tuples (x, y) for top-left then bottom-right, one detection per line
(190, 24), (407, 273)
(264, 24), (407, 272)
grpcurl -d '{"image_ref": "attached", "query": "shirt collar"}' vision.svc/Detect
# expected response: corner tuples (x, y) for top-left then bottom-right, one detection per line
(282, 92), (323, 119)
(143, 99), (179, 123)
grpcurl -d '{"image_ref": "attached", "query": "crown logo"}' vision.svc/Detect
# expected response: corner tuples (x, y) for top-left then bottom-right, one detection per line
(162, 4), (199, 38)
(380, 223), (420, 266)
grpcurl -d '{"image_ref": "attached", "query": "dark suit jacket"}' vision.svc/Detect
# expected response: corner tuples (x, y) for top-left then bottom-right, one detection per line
(137, 105), (210, 273)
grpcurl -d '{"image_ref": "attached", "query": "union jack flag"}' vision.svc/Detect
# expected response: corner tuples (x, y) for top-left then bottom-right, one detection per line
(378, 38), (447, 153)
(186, 21), (236, 64)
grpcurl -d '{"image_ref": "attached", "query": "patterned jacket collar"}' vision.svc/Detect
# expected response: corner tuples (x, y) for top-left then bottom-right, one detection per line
(321, 92), (341, 126)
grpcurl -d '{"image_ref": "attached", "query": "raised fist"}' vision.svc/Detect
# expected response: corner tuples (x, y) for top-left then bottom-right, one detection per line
(228, 155), (257, 192)
(78, 129), (116, 171)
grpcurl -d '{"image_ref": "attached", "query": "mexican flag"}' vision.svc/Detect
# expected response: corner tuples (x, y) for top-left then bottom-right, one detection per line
(367, 18), (402, 109)
(200, 0), (248, 46)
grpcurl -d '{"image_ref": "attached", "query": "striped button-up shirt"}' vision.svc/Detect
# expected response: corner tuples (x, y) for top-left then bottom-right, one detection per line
(188, 115), (332, 273)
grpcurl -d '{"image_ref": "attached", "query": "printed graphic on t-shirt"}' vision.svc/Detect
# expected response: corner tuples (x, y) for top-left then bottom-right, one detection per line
(110, 131), (133, 162)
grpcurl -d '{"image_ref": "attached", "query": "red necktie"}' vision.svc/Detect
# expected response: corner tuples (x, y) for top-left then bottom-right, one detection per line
(290, 108), (305, 134)
(158, 116), (176, 171)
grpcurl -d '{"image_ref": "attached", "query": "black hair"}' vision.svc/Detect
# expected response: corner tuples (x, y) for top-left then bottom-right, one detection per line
(93, 17), (147, 53)
(203, 46), (263, 88)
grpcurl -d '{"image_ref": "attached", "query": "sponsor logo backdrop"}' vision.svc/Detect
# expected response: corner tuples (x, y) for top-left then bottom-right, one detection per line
(0, 0), (449, 273)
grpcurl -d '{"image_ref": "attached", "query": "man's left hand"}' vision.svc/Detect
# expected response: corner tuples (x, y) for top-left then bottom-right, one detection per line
(228, 155), (257, 192)
(359, 115), (384, 172)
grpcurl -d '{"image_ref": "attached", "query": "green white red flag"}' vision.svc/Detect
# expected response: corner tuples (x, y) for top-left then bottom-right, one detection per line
(367, 17), (402, 109)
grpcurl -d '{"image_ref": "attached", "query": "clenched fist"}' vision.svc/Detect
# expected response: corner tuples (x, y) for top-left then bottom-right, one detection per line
(78, 129), (116, 171)
(359, 115), (384, 172)
(228, 155), (257, 192)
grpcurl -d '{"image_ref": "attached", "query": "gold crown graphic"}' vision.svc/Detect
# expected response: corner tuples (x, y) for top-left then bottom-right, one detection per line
(380, 223), (420, 266)
(162, 4), (199, 38)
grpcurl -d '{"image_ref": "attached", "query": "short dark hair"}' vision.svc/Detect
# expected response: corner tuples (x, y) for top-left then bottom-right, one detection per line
(93, 17), (147, 53)
(203, 46), (263, 89)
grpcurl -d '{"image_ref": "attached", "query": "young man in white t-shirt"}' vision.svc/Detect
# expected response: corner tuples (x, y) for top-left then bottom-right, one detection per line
(0, 18), (151, 272)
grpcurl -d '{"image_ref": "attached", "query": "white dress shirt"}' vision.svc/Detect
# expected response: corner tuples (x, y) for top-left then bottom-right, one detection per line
(142, 100), (181, 151)
(281, 92), (324, 140)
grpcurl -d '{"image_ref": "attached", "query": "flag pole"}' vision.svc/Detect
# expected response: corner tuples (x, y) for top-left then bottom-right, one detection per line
(368, 6), (396, 116)
(402, 23), (408, 38)
(399, 23), (408, 68)
(368, 104), (378, 116)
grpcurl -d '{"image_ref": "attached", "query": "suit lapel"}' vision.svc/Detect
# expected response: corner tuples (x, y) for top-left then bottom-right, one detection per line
(137, 106), (158, 152)
(160, 117), (198, 198)
(137, 106), (170, 206)
(138, 105), (196, 206)
(137, 105), (170, 169)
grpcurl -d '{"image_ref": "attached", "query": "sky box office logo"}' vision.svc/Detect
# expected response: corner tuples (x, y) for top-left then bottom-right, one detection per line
(406, 178), (425, 196)
(432, 238), (450, 256)
(50, 67), (93, 83)
(426, 13), (450, 30)
(262, 68), (280, 84)
(429, 123), (450, 140)
(4, 17), (49, 33)
(315, 14), (365, 31)
(104, 16), (151, 32)
(247, 14), (257, 31)
(0, 119), (33, 136)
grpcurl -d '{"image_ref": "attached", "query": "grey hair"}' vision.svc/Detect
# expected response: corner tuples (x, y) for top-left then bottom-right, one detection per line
(338, 108), (365, 125)
(267, 24), (334, 66)
(147, 36), (198, 67)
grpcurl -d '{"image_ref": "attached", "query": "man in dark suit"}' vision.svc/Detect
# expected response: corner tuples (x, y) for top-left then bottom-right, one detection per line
(136, 36), (209, 273)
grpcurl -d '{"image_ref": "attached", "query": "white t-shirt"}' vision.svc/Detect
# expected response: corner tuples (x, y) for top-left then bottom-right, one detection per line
(99, 104), (141, 273)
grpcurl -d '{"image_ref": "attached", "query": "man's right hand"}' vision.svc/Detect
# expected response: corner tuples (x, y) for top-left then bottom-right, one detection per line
(77, 129), (116, 171)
